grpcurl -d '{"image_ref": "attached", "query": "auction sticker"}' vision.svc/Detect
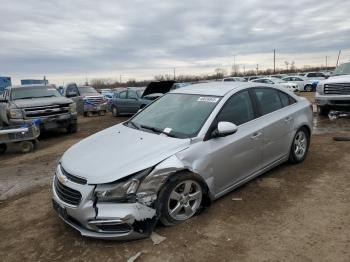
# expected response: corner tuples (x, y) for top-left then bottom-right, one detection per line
(163, 127), (172, 133)
(197, 97), (219, 103)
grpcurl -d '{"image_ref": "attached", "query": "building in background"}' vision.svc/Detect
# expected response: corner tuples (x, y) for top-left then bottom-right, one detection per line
(0, 76), (12, 94)
(21, 79), (49, 85)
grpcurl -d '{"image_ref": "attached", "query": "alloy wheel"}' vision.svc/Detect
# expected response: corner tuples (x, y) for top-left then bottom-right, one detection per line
(293, 131), (307, 159)
(167, 180), (202, 221)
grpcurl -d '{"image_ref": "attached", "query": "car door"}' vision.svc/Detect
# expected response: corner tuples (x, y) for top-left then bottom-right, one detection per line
(126, 90), (141, 113)
(202, 90), (264, 196)
(252, 88), (294, 167)
(116, 91), (128, 113)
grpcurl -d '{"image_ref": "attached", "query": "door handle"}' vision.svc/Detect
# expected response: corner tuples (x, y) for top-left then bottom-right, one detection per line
(250, 132), (262, 140)
(284, 116), (293, 123)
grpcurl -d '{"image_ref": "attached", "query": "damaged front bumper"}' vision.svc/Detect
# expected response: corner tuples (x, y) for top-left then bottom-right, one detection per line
(52, 173), (157, 240)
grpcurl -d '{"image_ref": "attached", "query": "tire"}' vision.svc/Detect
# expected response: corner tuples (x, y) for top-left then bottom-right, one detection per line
(19, 141), (34, 153)
(304, 84), (312, 92)
(112, 106), (119, 117)
(98, 110), (106, 116)
(317, 105), (330, 116)
(86, 112), (93, 117)
(0, 143), (7, 154)
(158, 172), (205, 226)
(67, 123), (78, 134)
(288, 127), (310, 164)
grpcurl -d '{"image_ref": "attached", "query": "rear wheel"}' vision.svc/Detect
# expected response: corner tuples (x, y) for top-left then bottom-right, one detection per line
(112, 106), (119, 117)
(99, 110), (106, 116)
(159, 172), (204, 226)
(317, 105), (330, 116)
(289, 127), (310, 164)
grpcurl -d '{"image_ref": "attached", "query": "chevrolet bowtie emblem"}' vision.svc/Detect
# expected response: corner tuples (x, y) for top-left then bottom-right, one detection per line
(58, 173), (68, 184)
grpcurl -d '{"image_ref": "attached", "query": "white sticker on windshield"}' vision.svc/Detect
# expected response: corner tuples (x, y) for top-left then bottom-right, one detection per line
(197, 97), (219, 103)
(163, 127), (172, 133)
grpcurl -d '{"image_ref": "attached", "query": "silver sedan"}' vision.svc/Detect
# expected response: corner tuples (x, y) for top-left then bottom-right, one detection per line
(52, 82), (313, 240)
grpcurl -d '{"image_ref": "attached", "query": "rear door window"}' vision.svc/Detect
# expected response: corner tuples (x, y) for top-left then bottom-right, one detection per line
(119, 91), (127, 99)
(253, 88), (283, 115)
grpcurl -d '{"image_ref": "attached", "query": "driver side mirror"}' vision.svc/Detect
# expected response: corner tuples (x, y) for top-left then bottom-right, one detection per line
(212, 121), (238, 138)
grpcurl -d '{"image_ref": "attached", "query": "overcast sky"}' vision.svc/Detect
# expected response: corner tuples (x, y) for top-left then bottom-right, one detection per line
(1, 0), (350, 84)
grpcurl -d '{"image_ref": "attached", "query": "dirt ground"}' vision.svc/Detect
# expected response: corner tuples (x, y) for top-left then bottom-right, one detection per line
(0, 93), (349, 262)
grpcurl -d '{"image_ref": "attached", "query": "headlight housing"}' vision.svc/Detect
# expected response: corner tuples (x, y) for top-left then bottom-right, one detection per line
(69, 103), (77, 113)
(316, 83), (324, 94)
(9, 109), (23, 119)
(94, 168), (153, 202)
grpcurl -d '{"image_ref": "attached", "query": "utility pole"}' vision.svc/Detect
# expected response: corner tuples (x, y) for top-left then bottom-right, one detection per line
(256, 64), (259, 75)
(273, 49), (276, 74)
(326, 56), (328, 69)
(173, 67), (176, 81)
(233, 55), (236, 76)
(336, 50), (342, 67)
(119, 74), (122, 83)
(243, 65), (246, 76)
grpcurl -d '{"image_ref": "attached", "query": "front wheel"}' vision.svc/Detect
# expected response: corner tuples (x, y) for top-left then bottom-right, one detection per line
(288, 127), (310, 164)
(159, 172), (204, 226)
(317, 105), (330, 116)
(304, 84), (312, 92)
(67, 123), (77, 134)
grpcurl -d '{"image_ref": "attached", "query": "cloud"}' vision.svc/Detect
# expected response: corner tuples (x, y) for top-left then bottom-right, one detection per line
(0, 0), (349, 83)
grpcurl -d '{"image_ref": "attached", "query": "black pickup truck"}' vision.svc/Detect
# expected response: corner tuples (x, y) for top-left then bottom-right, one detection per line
(0, 85), (77, 133)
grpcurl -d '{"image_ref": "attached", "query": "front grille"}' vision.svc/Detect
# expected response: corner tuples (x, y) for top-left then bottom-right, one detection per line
(24, 104), (69, 118)
(324, 83), (350, 95)
(85, 97), (104, 105)
(54, 177), (82, 206)
(60, 166), (87, 185)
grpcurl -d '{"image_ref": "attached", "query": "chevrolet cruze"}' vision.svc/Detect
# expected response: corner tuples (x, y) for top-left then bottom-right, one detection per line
(52, 82), (312, 240)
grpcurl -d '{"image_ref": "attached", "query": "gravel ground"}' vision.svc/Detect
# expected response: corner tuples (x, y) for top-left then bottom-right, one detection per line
(0, 93), (349, 262)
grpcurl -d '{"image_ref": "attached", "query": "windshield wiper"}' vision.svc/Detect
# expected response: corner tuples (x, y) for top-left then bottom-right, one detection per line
(140, 125), (177, 138)
(128, 121), (140, 130)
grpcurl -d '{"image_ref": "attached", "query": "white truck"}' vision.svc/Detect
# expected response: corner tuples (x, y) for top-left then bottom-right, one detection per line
(316, 62), (350, 115)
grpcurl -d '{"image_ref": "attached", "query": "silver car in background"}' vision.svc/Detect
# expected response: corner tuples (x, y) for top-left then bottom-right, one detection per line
(282, 76), (314, 92)
(52, 82), (312, 240)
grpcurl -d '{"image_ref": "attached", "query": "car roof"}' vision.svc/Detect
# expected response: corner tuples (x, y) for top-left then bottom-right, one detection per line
(171, 82), (262, 96)
(9, 84), (51, 89)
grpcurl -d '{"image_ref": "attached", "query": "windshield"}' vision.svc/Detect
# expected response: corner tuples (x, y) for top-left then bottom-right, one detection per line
(129, 93), (221, 138)
(11, 86), (61, 100)
(333, 62), (350, 76)
(78, 86), (98, 95)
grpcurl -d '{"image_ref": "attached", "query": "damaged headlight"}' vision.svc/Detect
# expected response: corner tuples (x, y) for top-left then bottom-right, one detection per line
(69, 103), (77, 113)
(94, 167), (153, 202)
(136, 170), (172, 204)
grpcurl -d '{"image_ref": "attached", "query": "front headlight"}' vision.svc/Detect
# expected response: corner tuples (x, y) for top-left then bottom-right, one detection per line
(94, 168), (153, 202)
(9, 109), (23, 119)
(69, 103), (77, 113)
(316, 83), (324, 93)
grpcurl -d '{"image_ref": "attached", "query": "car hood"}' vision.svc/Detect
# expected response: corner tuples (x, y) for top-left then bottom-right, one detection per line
(13, 96), (73, 108)
(141, 81), (175, 98)
(60, 124), (191, 184)
(322, 75), (350, 84)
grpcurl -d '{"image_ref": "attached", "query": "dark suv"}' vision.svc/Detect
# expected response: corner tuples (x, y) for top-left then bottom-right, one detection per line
(0, 85), (77, 133)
